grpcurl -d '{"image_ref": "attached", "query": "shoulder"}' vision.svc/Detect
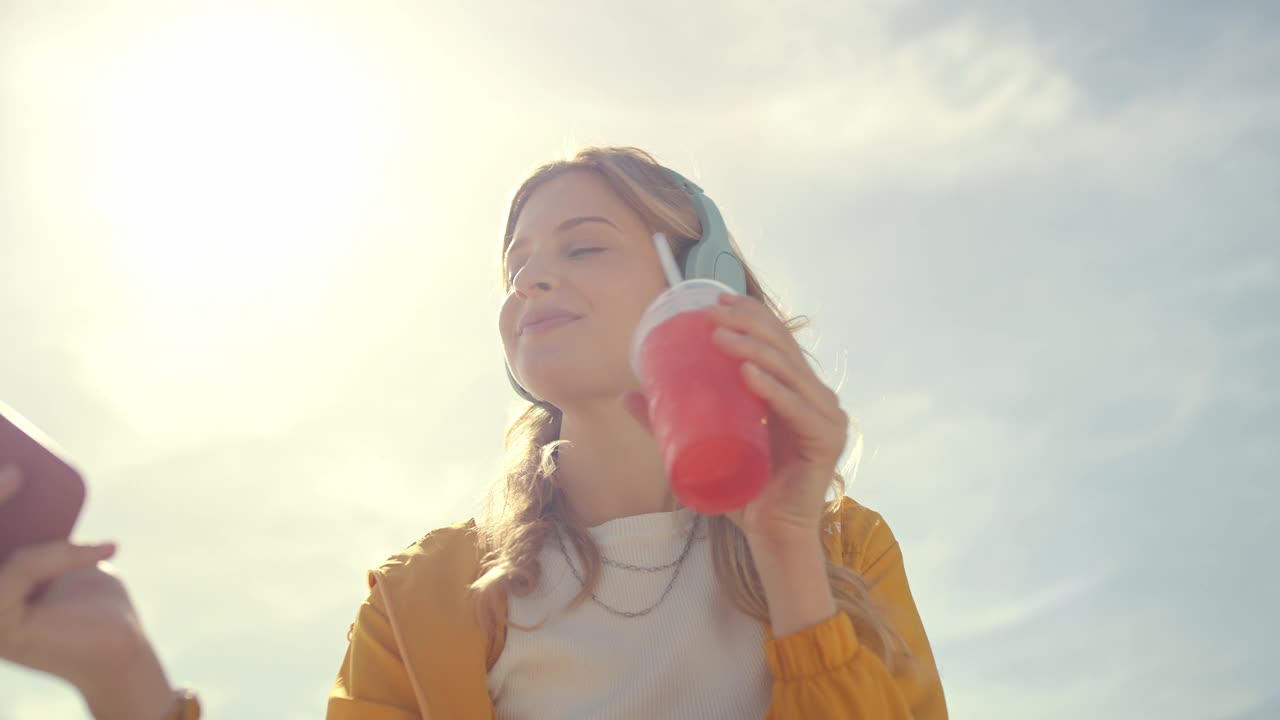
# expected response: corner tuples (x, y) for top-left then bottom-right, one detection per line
(356, 520), (500, 704)
(365, 519), (484, 594)
(822, 496), (901, 574)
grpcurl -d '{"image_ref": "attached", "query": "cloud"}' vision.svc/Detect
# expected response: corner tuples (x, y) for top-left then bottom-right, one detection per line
(2, 2), (1277, 718)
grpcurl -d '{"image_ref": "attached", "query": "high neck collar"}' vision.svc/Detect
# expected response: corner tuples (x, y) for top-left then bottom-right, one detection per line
(583, 506), (698, 540)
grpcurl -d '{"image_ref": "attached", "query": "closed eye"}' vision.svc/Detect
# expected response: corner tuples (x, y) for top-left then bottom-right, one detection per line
(506, 248), (606, 284)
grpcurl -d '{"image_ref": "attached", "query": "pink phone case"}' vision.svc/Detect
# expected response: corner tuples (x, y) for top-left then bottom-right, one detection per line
(0, 403), (87, 567)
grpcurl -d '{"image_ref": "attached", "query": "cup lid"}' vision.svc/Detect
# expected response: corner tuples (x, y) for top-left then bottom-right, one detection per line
(630, 278), (738, 378)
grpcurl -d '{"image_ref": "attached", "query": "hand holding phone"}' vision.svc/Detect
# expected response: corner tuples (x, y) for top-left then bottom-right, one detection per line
(0, 409), (174, 712)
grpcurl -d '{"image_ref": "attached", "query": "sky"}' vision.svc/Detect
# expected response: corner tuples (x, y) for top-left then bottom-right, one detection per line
(1, 0), (1277, 718)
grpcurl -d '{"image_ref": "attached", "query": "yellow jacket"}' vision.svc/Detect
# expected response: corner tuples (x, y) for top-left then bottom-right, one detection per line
(327, 497), (948, 719)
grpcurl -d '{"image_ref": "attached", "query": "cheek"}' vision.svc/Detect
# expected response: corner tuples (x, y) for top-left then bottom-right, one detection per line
(498, 297), (519, 344)
(608, 293), (663, 352)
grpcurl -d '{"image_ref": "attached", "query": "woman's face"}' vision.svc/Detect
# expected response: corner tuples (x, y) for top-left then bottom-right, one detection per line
(499, 170), (670, 407)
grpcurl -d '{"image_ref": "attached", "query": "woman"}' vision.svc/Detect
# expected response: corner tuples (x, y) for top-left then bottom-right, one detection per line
(328, 147), (947, 718)
(0, 146), (946, 719)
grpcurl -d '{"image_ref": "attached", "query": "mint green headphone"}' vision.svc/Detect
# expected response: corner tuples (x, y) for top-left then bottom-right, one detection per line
(505, 166), (747, 406)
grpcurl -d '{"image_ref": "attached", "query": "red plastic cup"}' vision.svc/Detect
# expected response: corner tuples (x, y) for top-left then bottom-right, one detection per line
(630, 279), (771, 514)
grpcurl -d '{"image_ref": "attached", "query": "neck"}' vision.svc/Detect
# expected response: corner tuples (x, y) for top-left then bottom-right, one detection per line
(555, 395), (673, 527)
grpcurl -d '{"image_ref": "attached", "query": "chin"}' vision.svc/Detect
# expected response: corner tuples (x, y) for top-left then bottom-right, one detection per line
(520, 372), (627, 405)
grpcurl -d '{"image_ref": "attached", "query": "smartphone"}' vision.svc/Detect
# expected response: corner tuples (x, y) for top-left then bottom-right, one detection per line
(0, 402), (87, 567)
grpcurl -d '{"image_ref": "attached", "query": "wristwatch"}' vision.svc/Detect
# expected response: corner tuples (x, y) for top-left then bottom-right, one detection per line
(166, 688), (202, 720)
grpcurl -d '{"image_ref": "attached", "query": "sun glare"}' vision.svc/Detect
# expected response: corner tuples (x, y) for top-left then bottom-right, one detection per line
(44, 9), (410, 445)
(87, 11), (388, 304)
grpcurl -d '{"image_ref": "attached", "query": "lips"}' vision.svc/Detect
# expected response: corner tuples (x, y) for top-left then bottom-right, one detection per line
(519, 309), (582, 336)
(522, 315), (580, 336)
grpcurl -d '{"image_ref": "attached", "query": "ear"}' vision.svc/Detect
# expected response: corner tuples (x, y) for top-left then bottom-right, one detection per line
(620, 391), (653, 434)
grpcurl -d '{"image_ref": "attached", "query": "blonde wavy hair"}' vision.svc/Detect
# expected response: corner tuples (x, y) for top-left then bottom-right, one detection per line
(471, 146), (908, 670)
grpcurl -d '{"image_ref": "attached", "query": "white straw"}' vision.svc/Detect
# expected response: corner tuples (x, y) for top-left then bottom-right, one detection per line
(653, 232), (684, 287)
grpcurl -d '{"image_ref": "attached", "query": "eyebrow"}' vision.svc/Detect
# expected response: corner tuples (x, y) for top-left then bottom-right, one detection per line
(505, 216), (620, 262)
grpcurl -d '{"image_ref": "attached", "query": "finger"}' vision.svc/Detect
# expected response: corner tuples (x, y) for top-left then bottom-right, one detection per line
(708, 296), (845, 418)
(0, 465), (22, 503)
(711, 326), (844, 424)
(0, 541), (117, 612)
(740, 361), (836, 447)
(705, 296), (811, 373)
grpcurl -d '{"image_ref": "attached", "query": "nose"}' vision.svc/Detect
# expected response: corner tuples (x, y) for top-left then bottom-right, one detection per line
(510, 255), (557, 296)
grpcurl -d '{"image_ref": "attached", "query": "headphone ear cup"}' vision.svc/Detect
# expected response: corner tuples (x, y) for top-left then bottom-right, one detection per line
(659, 167), (747, 295)
(682, 237), (747, 295)
(711, 248), (747, 295)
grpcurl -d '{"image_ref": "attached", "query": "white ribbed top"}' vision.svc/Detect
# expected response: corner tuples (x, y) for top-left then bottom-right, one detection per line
(486, 507), (772, 719)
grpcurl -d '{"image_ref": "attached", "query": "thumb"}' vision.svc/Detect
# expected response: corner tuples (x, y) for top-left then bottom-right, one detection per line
(0, 540), (117, 612)
(620, 391), (653, 434)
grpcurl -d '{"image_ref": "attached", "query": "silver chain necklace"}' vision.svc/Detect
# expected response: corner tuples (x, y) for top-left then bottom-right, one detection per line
(553, 514), (701, 619)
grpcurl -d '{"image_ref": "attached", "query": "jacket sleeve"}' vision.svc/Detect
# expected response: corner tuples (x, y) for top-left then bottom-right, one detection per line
(326, 572), (422, 720)
(763, 502), (948, 719)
